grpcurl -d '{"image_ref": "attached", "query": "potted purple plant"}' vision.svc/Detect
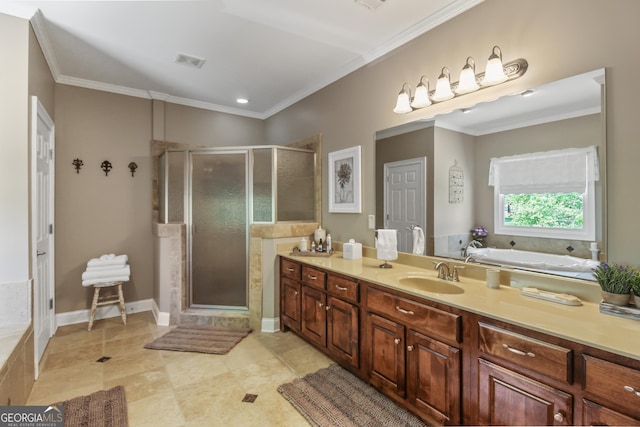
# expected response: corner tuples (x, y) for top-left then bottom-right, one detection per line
(592, 262), (633, 306)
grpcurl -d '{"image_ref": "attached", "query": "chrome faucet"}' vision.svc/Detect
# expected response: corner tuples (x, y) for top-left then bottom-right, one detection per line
(433, 261), (450, 280)
(433, 261), (465, 282)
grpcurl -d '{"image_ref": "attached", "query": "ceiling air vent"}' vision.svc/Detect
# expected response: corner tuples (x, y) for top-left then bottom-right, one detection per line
(354, 0), (386, 11)
(174, 53), (206, 69)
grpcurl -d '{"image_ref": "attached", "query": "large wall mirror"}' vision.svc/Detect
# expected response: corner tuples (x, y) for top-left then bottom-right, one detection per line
(375, 69), (605, 280)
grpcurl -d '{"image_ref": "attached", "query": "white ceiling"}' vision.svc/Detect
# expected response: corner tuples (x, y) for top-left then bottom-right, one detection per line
(0, 0), (483, 119)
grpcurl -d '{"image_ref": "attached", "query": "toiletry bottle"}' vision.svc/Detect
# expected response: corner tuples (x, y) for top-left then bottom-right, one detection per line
(318, 238), (324, 252)
(311, 241), (316, 252)
(326, 234), (332, 253)
(300, 237), (308, 252)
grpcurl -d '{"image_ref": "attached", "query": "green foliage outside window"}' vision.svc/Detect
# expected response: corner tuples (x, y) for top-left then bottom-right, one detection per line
(503, 192), (583, 229)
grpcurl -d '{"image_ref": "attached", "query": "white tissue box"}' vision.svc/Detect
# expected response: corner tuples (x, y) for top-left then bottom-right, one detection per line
(343, 239), (362, 260)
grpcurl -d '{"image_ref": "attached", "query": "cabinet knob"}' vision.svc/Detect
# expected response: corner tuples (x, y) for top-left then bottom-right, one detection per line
(394, 338), (401, 345)
(307, 275), (317, 280)
(319, 302), (323, 308)
(294, 291), (298, 296)
(335, 285), (348, 291)
(553, 412), (565, 423)
(395, 306), (415, 315)
(407, 345), (414, 352)
(325, 305), (330, 311)
(287, 267), (295, 272)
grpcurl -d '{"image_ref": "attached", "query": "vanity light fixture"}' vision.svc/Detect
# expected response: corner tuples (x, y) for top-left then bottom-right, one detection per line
(393, 83), (413, 114)
(410, 76), (431, 109)
(455, 57), (480, 95)
(392, 45), (528, 114)
(481, 45), (508, 86)
(432, 67), (455, 102)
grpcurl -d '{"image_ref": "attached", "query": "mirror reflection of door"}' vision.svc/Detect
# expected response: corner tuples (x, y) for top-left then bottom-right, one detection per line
(384, 157), (426, 253)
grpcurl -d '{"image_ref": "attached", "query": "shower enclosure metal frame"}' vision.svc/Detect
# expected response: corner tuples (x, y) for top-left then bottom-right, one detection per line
(158, 145), (315, 311)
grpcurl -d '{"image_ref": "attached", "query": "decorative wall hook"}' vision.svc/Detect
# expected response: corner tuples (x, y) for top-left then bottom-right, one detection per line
(128, 162), (138, 177)
(72, 158), (83, 174)
(101, 160), (113, 176)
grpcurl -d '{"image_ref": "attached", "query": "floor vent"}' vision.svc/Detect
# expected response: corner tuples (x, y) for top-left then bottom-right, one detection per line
(96, 356), (111, 363)
(175, 52), (206, 69)
(242, 394), (258, 403)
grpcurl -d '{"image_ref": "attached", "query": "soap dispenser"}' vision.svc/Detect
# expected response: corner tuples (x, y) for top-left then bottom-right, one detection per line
(314, 226), (326, 245)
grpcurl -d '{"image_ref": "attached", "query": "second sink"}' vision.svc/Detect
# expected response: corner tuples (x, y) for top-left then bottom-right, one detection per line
(398, 276), (464, 294)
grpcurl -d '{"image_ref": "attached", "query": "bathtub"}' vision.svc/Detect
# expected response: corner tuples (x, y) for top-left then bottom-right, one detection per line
(465, 247), (599, 275)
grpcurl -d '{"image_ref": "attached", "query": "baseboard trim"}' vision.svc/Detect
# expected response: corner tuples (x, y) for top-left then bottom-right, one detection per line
(56, 298), (153, 327)
(261, 317), (280, 333)
(151, 299), (171, 326)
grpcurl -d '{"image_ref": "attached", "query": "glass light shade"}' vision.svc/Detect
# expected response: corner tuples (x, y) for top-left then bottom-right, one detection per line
(481, 46), (508, 86)
(455, 57), (479, 94)
(431, 68), (454, 102)
(393, 85), (412, 114)
(410, 77), (431, 109)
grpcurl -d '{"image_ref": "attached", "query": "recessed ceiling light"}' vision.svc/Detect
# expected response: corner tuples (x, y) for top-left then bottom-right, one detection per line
(236, 98), (249, 104)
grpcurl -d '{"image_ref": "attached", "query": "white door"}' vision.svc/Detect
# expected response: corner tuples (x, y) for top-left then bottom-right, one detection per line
(32, 97), (55, 378)
(384, 157), (426, 253)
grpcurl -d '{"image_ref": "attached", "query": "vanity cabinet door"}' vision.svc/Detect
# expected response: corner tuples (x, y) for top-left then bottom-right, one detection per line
(326, 296), (359, 369)
(407, 330), (461, 425)
(582, 399), (640, 426)
(478, 358), (572, 426)
(366, 312), (406, 398)
(301, 285), (327, 347)
(281, 277), (301, 332)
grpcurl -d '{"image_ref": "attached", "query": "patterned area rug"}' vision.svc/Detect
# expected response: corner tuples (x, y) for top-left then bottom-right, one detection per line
(278, 364), (426, 427)
(57, 385), (128, 427)
(143, 325), (251, 354)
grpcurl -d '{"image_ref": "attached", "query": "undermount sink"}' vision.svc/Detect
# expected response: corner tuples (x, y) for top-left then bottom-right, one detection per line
(398, 276), (464, 294)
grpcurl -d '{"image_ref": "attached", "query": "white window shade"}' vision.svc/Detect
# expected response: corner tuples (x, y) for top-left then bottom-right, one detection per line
(488, 146), (599, 195)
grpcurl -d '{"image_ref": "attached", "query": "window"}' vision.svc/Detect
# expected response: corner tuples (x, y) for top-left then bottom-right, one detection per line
(489, 146), (599, 240)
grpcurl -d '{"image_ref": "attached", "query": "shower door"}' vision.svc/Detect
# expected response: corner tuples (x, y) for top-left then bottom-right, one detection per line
(189, 151), (248, 309)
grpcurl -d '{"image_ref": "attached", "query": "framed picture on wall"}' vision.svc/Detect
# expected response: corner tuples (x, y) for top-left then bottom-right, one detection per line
(329, 145), (361, 213)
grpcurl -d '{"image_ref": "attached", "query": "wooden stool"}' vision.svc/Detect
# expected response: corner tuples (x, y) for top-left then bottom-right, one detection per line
(88, 281), (126, 331)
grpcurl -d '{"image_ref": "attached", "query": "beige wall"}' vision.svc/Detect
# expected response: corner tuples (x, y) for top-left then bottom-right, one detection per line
(264, 0), (640, 267)
(54, 85), (153, 312)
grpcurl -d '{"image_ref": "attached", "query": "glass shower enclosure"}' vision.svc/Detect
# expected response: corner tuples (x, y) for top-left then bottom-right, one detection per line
(158, 146), (315, 310)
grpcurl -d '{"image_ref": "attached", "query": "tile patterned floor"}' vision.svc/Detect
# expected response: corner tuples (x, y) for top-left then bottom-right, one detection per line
(28, 312), (332, 426)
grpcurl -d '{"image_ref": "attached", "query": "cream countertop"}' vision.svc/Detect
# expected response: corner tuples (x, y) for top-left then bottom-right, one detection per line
(280, 251), (640, 362)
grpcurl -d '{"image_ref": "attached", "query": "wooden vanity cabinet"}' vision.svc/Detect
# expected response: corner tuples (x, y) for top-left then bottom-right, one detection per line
(280, 257), (640, 426)
(281, 259), (360, 370)
(364, 284), (462, 426)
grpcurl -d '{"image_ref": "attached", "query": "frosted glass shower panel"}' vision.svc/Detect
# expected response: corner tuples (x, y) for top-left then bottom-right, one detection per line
(277, 149), (315, 221)
(252, 148), (273, 222)
(158, 152), (167, 223)
(167, 151), (185, 222)
(190, 152), (248, 308)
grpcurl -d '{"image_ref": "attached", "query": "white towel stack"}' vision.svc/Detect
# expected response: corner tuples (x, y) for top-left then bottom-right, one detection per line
(376, 229), (398, 261)
(82, 254), (130, 287)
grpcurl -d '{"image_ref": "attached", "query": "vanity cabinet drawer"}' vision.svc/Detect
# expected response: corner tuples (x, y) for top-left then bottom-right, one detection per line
(302, 266), (326, 290)
(366, 287), (461, 344)
(584, 355), (640, 417)
(478, 323), (572, 384)
(281, 259), (301, 281)
(327, 275), (358, 303)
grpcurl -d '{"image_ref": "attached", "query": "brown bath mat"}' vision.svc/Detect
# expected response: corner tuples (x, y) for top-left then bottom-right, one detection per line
(278, 364), (426, 427)
(55, 385), (128, 427)
(143, 325), (251, 354)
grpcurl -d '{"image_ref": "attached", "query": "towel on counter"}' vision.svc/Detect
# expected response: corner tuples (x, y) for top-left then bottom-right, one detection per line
(82, 265), (130, 281)
(87, 254), (128, 267)
(82, 276), (130, 287)
(376, 229), (398, 261)
(412, 226), (425, 255)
